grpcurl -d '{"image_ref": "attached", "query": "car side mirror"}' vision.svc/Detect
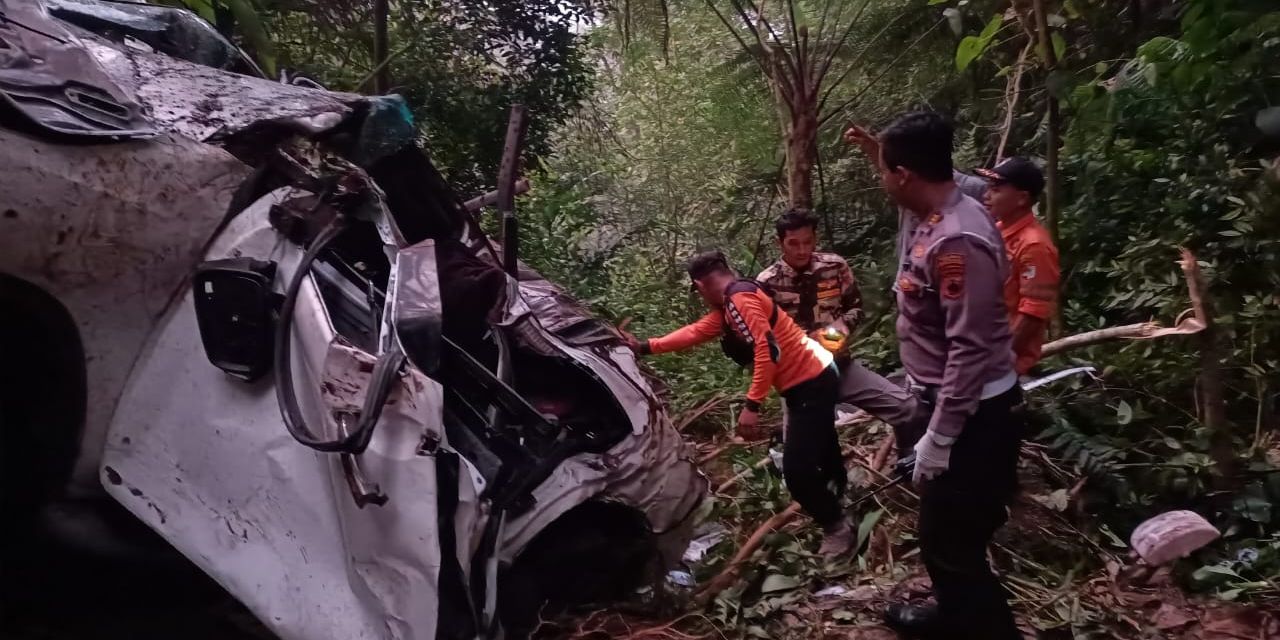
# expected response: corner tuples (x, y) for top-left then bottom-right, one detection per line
(192, 258), (278, 381)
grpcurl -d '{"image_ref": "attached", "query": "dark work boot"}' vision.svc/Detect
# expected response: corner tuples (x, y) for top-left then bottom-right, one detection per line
(884, 602), (942, 638)
(818, 518), (855, 559)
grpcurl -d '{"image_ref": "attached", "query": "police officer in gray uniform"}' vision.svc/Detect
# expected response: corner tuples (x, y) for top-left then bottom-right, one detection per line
(847, 112), (1024, 639)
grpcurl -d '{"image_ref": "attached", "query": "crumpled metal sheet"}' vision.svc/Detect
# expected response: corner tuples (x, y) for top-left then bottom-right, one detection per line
(81, 36), (358, 142)
(101, 189), (459, 640)
(496, 296), (708, 565)
(0, 0), (154, 136)
(0, 126), (249, 495)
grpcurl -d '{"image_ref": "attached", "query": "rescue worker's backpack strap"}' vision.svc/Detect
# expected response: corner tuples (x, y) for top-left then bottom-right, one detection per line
(720, 279), (780, 368)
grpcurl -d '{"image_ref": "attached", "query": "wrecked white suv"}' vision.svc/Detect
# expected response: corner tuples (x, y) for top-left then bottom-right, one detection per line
(0, 1), (706, 638)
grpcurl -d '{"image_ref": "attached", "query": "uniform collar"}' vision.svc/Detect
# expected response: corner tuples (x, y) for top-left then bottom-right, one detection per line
(776, 256), (815, 277)
(913, 184), (965, 220)
(996, 210), (1036, 239)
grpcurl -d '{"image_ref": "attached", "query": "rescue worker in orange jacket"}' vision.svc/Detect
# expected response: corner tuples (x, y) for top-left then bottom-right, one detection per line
(976, 157), (1060, 375)
(621, 251), (857, 557)
(846, 113), (1024, 639)
(943, 158), (1062, 374)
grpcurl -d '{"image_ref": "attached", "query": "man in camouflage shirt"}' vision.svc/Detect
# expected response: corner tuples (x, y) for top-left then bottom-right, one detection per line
(757, 210), (922, 450)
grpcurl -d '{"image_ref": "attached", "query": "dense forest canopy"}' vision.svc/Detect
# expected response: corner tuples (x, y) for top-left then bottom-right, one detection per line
(206, 0), (1277, 634)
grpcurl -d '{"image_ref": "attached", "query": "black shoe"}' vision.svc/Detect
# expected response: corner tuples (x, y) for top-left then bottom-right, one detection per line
(884, 602), (941, 638)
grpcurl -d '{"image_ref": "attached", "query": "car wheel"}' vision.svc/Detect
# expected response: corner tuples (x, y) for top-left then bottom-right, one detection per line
(498, 501), (656, 638)
(0, 276), (86, 526)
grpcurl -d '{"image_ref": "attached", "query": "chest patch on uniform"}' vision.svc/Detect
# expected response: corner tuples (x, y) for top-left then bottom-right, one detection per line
(898, 276), (916, 292)
(817, 278), (841, 299)
(1021, 264), (1037, 280)
(927, 213), (943, 226)
(912, 243), (925, 258)
(937, 252), (966, 299)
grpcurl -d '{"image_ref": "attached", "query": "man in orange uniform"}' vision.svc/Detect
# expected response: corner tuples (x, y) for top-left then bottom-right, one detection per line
(976, 157), (1060, 374)
(623, 251), (855, 557)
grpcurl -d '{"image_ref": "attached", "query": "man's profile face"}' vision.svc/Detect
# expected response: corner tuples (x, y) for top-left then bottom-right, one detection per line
(983, 182), (1028, 220)
(779, 225), (817, 269)
(693, 277), (724, 307)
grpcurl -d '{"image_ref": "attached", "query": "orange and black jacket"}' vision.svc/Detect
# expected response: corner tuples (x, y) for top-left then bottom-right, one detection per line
(642, 283), (832, 410)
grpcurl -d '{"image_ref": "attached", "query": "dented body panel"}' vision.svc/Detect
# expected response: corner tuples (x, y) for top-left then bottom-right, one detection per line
(0, 128), (248, 496)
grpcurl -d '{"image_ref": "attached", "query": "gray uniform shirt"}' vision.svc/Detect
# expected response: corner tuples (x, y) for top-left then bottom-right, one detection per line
(894, 187), (1014, 438)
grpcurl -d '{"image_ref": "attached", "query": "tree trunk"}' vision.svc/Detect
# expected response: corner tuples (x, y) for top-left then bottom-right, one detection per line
(373, 0), (390, 93)
(1031, 0), (1060, 244)
(785, 101), (818, 210)
(1179, 250), (1235, 482)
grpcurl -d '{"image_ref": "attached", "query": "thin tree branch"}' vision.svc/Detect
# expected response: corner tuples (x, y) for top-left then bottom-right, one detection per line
(815, 0), (873, 87)
(786, 0), (804, 84)
(817, 6), (912, 114)
(704, 0), (772, 79)
(818, 17), (946, 126)
(735, 0), (802, 82)
(814, 0), (833, 50)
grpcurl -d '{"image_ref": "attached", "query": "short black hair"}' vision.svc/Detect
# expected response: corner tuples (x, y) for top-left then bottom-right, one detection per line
(775, 209), (819, 239)
(879, 111), (955, 182)
(686, 250), (733, 281)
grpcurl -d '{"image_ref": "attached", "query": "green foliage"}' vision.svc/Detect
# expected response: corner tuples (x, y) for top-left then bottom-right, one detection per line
(1058, 0), (1280, 437)
(268, 0), (596, 195)
(954, 13), (1005, 72)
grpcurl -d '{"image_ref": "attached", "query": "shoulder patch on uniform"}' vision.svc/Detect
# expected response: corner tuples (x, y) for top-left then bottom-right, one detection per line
(938, 252), (965, 299)
(1021, 264), (1037, 280)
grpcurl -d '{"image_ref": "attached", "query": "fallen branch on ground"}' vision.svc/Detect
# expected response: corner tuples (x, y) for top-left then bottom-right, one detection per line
(1042, 249), (1209, 358)
(693, 502), (804, 606)
(675, 394), (729, 432)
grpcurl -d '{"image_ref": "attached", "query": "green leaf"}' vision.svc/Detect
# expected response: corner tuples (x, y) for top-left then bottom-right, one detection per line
(1116, 400), (1133, 425)
(761, 574), (801, 593)
(856, 508), (884, 550)
(1052, 32), (1067, 61)
(1099, 524), (1127, 548)
(978, 13), (1003, 41)
(955, 14), (1004, 72)
(955, 36), (983, 72)
(928, 0), (950, 4)
(1217, 588), (1243, 601)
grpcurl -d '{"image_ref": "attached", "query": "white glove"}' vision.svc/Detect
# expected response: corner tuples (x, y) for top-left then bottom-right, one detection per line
(912, 431), (955, 486)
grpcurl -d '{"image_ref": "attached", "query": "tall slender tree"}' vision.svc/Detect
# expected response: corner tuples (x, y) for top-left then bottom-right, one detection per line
(617, 0), (947, 209)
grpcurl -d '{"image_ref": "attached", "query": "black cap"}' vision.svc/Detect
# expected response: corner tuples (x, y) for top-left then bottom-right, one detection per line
(975, 157), (1044, 198)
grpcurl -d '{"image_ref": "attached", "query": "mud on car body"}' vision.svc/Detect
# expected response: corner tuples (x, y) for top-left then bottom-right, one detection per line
(0, 1), (707, 638)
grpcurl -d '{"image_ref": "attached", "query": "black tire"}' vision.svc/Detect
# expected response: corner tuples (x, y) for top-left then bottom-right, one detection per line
(498, 501), (656, 638)
(0, 275), (87, 525)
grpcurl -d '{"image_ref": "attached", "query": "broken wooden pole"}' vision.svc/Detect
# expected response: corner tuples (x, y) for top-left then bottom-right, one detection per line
(496, 104), (528, 277)
(463, 179), (530, 213)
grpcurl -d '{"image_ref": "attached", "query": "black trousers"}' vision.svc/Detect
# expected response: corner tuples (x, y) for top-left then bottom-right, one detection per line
(918, 385), (1024, 640)
(781, 366), (844, 527)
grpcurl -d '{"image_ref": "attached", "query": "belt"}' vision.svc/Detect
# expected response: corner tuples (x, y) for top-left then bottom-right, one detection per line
(908, 370), (1017, 404)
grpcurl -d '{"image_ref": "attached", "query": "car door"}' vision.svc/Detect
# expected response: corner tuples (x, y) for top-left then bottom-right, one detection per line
(100, 186), (482, 640)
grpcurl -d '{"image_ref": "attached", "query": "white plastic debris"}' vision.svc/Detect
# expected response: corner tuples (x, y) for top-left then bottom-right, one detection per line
(666, 570), (696, 588)
(1130, 510), (1221, 566)
(814, 585), (848, 598)
(682, 524), (728, 564)
(768, 446), (785, 473)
